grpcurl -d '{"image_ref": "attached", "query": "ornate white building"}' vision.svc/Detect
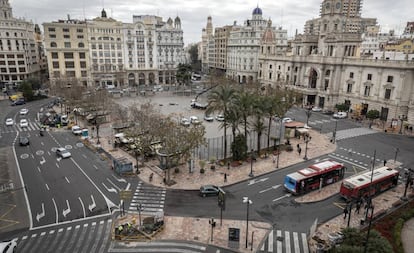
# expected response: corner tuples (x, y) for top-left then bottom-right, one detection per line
(44, 10), (185, 88)
(259, 0), (414, 125)
(0, 0), (41, 87)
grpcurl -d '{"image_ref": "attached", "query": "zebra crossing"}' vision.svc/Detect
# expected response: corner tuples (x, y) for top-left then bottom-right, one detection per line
(1, 120), (42, 133)
(328, 127), (377, 141)
(13, 219), (113, 253)
(129, 182), (166, 215)
(258, 230), (309, 253)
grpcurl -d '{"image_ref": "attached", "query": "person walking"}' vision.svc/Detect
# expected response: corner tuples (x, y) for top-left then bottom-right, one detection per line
(298, 147), (302, 156)
(355, 200), (361, 214)
(224, 173), (227, 183)
(383, 159), (387, 166)
(343, 206), (349, 219)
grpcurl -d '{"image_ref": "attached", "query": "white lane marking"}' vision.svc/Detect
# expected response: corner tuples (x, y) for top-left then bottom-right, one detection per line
(268, 229), (274, 252)
(82, 154), (87, 159)
(259, 184), (281, 194)
(56, 163), (59, 168)
(107, 178), (121, 191)
(78, 197), (86, 218)
(40, 156), (45, 165)
(112, 175), (127, 183)
(65, 177), (70, 184)
(45, 184), (49, 191)
(93, 165), (99, 170)
(248, 177), (269, 186)
(52, 198), (58, 224)
(277, 230), (282, 252)
(88, 195), (96, 212)
(272, 193), (291, 202)
(36, 203), (45, 222)
(328, 154), (366, 170)
(62, 200), (71, 217)
(37, 167), (41, 173)
(102, 182), (117, 193)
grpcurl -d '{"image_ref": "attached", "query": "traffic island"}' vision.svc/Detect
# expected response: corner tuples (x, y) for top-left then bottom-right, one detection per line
(112, 213), (165, 241)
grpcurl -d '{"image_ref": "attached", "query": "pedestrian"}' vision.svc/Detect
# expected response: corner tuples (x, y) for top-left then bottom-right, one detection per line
(297, 143), (300, 149)
(355, 200), (361, 214)
(383, 159), (387, 166)
(224, 173), (227, 183)
(298, 147), (302, 156)
(343, 206), (349, 219)
(272, 155), (276, 163)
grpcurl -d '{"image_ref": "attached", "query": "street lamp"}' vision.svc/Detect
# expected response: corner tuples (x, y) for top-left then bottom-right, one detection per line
(276, 119), (283, 169)
(249, 149), (254, 177)
(303, 134), (310, 160)
(94, 117), (100, 145)
(394, 147), (399, 162)
(137, 203), (143, 228)
(305, 106), (312, 128)
(209, 218), (216, 242)
(363, 203), (375, 253)
(331, 119), (338, 143)
(401, 168), (413, 201)
(242, 197), (253, 249)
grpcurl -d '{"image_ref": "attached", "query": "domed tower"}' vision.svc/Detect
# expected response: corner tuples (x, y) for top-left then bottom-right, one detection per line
(0, 0), (13, 20)
(167, 17), (173, 27)
(261, 19), (275, 55)
(252, 5), (263, 21)
(174, 16), (181, 29)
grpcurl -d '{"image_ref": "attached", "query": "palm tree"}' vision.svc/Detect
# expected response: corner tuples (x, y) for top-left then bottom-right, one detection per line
(250, 95), (267, 154)
(262, 94), (278, 150)
(234, 90), (254, 145)
(206, 85), (237, 159)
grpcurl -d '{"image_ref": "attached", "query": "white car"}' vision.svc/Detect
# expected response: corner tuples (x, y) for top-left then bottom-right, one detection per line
(0, 239), (17, 253)
(71, 125), (82, 135)
(190, 116), (201, 125)
(19, 108), (29, 115)
(333, 112), (347, 119)
(282, 117), (293, 123)
(19, 119), (28, 128)
(180, 118), (190, 127)
(215, 114), (225, 121)
(312, 106), (323, 112)
(204, 114), (214, 122)
(56, 147), (71, 158)
(5, 118), (14, 126)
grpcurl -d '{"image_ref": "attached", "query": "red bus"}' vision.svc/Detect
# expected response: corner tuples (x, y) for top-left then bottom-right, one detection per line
(340, 166), (399, 201)
(284, 160), (346, 195)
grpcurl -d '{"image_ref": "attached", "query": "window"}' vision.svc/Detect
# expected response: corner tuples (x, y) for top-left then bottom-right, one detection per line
(50, 42), (57, 47)
(349, 72), (354, 78)
(63, 53), (73, 58)
(48, 27), (56, 32)
(384, 89), (391, 99)
(65, 62), (74, 68)
(51, 52), (58, 59)
(364, 86), (371, 96)
(52, 62), (59, 68)
(80, 61), (86, 68)
(64, 42), (71, 48)
(81, 71), (87, 77)
(77, 28), (83, 33)
(62, 28), (69, 32)
(79, 52), (85, 59)
(347, 83), (352, 93)
(63, 35), (70, 39)
(367, 74), (372, 81)
(49, 34), (56, 38)
(77, 35), (84, 39)
(78, 42), (84, 48)
(387, 75), (393, 82)
(19, 67), (25, 72)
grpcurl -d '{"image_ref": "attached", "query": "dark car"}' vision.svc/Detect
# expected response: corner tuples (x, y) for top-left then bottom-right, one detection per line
(11, 99), (25, 106)
(199, 185), (222, 197)
(19, 136), (30, 146)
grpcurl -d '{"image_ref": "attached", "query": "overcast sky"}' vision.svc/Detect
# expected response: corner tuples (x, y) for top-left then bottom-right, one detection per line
(11, 0), (413, 45)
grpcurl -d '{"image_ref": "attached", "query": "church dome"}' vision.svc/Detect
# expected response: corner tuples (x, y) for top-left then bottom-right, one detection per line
(252, 6), (262, 15)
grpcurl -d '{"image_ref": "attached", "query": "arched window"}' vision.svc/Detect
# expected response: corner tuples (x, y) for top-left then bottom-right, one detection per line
(78, 42), (84, 48)
(50, 42), (57, 48)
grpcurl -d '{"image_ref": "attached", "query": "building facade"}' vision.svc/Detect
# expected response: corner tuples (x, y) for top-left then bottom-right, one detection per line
(258, 0), (414, 125)
(43, 10), (184, 89)
(201, 16), (213, 73)
(0, 0), (41, 87)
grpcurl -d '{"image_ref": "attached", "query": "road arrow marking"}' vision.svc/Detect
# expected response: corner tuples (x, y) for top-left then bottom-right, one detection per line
(36, 203), (45, 222)
(259, 184), (281, 194)
(88, 195), (96, 212)
(125, 183), (131, 191)
(272, 193), (291, 202)
(248, 177), (269, 186)
(107, 178), (121, 191)
(62, 200), (71, 217)
(102, 182), (117, 193)
(112, 175), (127, 183)
(40, 156), (46, 165)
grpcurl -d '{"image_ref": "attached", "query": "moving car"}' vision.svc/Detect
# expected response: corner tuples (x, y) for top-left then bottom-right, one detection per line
(199, 185), (221, 197)
(180, 118), (190, 127)
(56, 147), (71, 158)
(5, 118), (13, 126)
(0, 239), (17, 253)
(19, 119), (28, 128)
(333, 112), (347, 119)
(190, 116), (201, 125)
(19, 108), (29, 115)
(215, 114), (225, 121)
(311, 106), (322, 112)
(19, 136), (30, 146)
(71, 125), (82, 135)
(282, 117), (293, 123)
(11, 99), (25, 106)
(204, 114), (214, 122)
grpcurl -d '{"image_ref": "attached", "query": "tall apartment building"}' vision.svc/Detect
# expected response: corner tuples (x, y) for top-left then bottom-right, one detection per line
(43, 10), (184, 88)
(210, 25), (232, 73)
(201, 16), (213, 73)
(401, 21), (414, 39)
(258, 0), (414, 125)
(0, 0), (41, 88)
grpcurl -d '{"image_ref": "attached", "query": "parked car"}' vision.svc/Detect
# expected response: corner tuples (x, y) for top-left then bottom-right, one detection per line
(5, 118), (13, 126)
(282, 117), (293, 123)
(11, 99), (25, 106)
(19, 136), (30, 146)
(204, 114), (214, 122)
(190, 116), (201, 125)
(71, 125), (82, 135)
(61, 115), (69, 126)
(333, 112), (347, 119)
(19, 108), (29, 115)
(180, 118), (190, 127)
(0, 239), (17, 253)
(215, 114), (225, 121)
(56, 147), (71, 158)
(199, 185), (222, 197)
(311, 106), (323, 112)
(19, 119), (28, 128)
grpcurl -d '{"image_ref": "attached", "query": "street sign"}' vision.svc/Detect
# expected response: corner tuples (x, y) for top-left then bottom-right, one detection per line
(119, 190), (132, 200)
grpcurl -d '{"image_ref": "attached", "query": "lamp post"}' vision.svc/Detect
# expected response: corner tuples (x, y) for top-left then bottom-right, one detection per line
(249, 149), (254, 177)
(394, 147), (399, 162)
(303, 134), (310, 160)
(276, 119), (283, 169)
(305, 106), (312, 128)
(401, 168), (413, 201)
(332, 119), (338, 143)
(209, 217), (216, 242)
(94, 117), (100, 145)
(363, 203), (375, 253)
(242, 197), (253, 249)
